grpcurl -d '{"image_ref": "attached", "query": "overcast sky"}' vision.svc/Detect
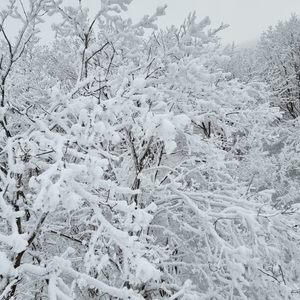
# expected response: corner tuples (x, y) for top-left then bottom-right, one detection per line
(122, 0), (300, 46)
(1, 0), (300, 46)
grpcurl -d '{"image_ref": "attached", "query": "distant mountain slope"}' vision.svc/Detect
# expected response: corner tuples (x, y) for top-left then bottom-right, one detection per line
(238, 36), (260, 49)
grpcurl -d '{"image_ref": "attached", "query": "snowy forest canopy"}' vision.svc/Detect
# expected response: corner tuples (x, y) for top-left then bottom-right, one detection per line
(1, 1), (300, 299)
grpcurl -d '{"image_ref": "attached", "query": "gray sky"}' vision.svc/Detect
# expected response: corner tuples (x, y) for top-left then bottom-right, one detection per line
(121, 0), (300, 45)
(1, 0), (300, 46)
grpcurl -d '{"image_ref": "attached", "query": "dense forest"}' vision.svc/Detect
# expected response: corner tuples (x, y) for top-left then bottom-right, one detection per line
(1, 0), (300, 299)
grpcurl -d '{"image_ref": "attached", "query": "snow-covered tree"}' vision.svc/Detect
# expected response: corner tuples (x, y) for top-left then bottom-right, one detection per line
(256, 14), (300, 119)
(1, 1), (300, 300)
(225, 46), (258, 83)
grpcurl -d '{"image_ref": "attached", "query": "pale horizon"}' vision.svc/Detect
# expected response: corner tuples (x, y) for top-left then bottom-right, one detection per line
(0, 0), (299, 46)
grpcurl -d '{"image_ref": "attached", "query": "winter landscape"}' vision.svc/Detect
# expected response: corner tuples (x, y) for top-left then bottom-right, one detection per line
(1, 0), (300, 299)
